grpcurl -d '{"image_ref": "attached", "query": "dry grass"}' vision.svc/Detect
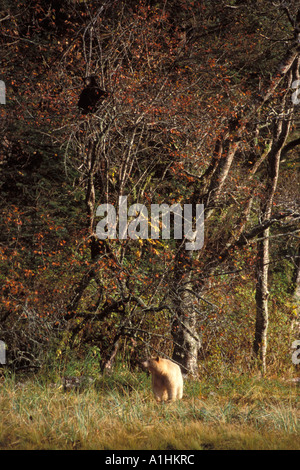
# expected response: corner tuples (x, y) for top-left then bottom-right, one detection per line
(0, 370), (299, 450)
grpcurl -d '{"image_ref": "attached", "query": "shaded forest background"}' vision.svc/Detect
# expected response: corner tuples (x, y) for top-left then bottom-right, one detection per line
(0, 0), (299, 378)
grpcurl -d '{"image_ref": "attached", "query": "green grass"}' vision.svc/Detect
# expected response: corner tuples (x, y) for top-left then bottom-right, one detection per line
(0, 368), (299, 450)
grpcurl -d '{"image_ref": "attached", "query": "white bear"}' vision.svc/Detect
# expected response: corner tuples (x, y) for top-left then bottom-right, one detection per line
(142, 356), (183, 402)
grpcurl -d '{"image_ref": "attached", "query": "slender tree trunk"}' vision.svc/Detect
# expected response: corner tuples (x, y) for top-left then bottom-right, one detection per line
(291, 248), (300, 339)
(252, 82), (294, 373)
(252, 142), (286, 374)
(253, 230), (270, 375)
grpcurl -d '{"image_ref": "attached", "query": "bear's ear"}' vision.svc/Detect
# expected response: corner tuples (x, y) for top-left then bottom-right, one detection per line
(155, 356), (159, 362)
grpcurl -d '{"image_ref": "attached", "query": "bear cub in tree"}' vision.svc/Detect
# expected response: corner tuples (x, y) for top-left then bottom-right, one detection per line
(142, 356), (183, 402)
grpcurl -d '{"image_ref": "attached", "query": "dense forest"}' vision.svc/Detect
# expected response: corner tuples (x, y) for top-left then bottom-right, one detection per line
(1, 0), (299, 380)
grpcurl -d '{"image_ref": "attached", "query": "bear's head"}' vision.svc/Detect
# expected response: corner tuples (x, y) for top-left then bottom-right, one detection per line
(141, 356), (160, 371)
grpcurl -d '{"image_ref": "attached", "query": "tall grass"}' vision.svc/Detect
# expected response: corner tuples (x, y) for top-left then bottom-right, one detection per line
(0, 368), (299, 450)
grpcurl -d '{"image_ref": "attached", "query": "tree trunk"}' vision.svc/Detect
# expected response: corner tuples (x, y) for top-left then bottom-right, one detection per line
(171, 294), (201, 377)
(253, 230), (270, 375)
(291, 248), (300, 339)
(171, 244), (201, 376)
(252, 73), (294, 372)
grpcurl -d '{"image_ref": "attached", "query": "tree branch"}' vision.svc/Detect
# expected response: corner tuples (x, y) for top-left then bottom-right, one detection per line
(281, 137), (300, 159)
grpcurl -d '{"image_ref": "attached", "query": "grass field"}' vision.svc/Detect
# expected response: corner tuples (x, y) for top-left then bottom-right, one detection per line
(0, 368), (299, 450)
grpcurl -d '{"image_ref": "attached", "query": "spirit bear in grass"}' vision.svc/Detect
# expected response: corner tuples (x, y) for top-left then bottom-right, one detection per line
(142, 356), (183, 402)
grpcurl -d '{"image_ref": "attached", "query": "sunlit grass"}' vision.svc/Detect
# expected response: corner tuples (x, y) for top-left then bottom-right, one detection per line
(0, 369), (299, 450)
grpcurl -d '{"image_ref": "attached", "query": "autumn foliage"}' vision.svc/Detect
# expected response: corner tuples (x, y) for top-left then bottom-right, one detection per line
(0, 0), (299, 375)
